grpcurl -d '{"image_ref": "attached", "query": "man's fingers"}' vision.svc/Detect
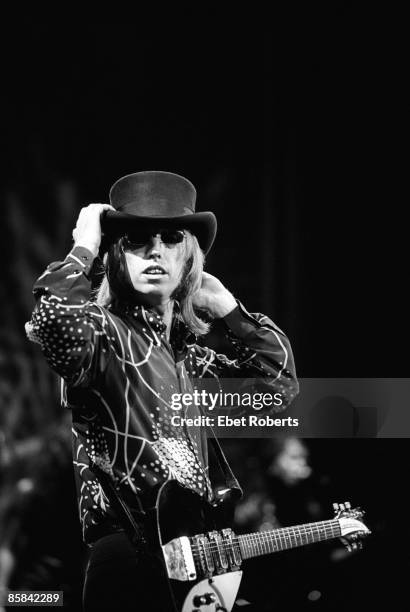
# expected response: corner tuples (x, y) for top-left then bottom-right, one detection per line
(79, 203), (115, 213)
(71, 204), (115, 251)
(76, 204), (115, 225)
(87, 203), (115, 210)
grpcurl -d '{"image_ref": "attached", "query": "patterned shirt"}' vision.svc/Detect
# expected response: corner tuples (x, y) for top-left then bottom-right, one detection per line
(27, 246), (298, 544)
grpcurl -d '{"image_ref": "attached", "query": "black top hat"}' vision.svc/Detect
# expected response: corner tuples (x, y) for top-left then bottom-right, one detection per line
(101, 171), (217, 254)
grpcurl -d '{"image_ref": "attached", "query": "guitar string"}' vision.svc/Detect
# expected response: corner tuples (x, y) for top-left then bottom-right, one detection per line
(189, 521), (343, 558)
(190, 523), (341, 556)
(189, 518), (341, 549)
(190, 533), (340, 561)
(190, 533), (340, 566)
(190, 528), (341, 570)
(188, 518), (349, 560)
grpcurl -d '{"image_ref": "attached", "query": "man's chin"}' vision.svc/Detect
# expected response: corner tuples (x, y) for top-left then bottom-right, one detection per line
(130, 286), (173, 307)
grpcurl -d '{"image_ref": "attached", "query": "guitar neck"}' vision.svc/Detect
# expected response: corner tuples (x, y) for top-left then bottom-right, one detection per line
(238, 519), (342, 560)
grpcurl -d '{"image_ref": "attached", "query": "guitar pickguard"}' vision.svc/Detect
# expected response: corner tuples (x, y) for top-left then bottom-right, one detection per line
(181, 572), (243, 612)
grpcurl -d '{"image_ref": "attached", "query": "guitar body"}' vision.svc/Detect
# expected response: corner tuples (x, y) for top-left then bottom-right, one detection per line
(118, 480), (368, 611)
(143, 480), (243, 612)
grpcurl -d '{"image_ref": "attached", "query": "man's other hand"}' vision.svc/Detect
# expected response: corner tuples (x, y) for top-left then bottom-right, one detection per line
(193, 272), (237, 318)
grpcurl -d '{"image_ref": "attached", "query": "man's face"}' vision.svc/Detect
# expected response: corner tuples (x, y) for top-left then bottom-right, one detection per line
(123, 229), (186, 307)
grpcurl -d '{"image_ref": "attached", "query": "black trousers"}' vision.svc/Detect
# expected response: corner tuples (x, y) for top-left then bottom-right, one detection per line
(83, 532), (173, 612)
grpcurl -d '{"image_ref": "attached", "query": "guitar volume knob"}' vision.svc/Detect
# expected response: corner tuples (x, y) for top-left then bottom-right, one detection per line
(193, 593), (217, 606)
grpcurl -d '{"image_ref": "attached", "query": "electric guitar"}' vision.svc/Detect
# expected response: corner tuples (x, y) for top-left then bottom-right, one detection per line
(140, 480), (370, 612)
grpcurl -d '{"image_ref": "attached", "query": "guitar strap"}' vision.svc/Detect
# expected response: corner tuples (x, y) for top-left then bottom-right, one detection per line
(89, 461), (146, 550)
(208, 433), (243, 500)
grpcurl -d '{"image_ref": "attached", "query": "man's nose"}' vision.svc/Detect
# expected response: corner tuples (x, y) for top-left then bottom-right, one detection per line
(146, 234), (163, 257)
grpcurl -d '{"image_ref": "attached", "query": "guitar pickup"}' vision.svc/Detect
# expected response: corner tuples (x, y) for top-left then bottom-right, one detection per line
(221, 528), (242, 570)
(208, 530), (229, 573)
(194, 534), (215, 577)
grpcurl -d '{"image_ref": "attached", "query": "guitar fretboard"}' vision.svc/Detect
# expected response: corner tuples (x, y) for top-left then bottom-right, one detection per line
(238, 519), (341, 559)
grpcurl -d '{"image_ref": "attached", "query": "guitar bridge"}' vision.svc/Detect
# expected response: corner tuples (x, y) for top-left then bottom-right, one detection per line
(162, 536), (197, 582)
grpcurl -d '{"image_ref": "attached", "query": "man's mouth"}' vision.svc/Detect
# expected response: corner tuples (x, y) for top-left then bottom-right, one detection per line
(143, 265), (167, 276)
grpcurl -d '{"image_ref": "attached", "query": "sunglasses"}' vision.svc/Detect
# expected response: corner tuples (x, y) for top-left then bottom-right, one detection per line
(122, 229), (185, 250)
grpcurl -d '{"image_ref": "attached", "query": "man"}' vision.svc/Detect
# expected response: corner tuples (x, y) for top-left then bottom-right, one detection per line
(27, 171), (298, 610)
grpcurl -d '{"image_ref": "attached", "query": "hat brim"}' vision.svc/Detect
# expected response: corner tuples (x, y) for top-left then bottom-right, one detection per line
(100, 210), (217, 255)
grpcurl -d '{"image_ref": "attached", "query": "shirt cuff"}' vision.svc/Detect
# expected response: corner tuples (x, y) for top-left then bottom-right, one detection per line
(66, 246), (96, 275)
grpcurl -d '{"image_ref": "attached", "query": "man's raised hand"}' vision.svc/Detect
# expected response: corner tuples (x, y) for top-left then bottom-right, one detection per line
(72, 203), (115, 257)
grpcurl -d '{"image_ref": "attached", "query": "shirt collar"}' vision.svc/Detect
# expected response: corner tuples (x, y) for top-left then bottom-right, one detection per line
(111, 301), (195, 351)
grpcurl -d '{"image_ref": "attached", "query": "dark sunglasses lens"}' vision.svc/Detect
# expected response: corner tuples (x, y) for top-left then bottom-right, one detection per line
(123, 230), (185, 248)
(124, 232), (150, 248)
(161, 230), (185, 244)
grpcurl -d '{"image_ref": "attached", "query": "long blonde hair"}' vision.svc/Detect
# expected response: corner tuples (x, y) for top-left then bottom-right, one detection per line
(95, 231), (209, 336)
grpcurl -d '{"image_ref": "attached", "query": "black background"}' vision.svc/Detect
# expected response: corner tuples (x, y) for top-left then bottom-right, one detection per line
(1, 12), (403, 377)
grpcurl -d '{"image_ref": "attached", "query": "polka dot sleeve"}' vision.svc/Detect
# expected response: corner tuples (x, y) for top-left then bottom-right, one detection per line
(192, 301), (299, 409)
(26, 246), (110, 387)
